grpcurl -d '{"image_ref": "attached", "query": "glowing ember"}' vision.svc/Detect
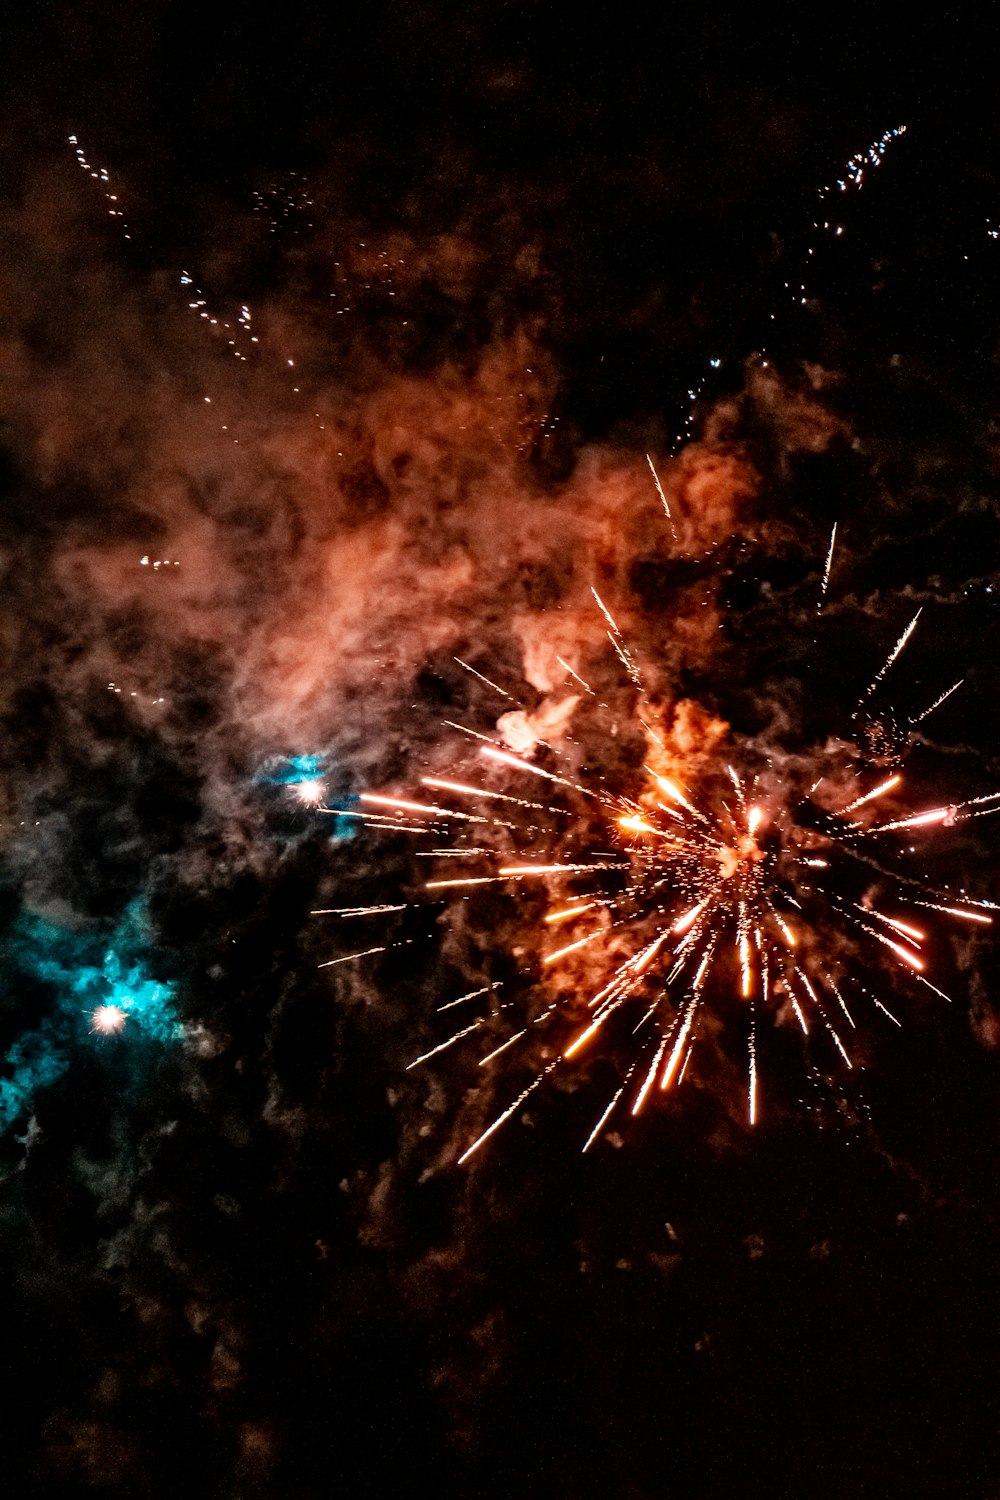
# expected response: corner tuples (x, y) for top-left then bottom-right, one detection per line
(90, 1005), (127, 1035)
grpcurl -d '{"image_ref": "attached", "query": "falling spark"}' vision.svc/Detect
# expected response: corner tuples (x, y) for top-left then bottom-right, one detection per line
(457, 1061), (559, 1164)
(909, 678), (964, 725)
(317, 946), (387, 968)
(862, 610), (921, 699)
(645, 453), (677, 537)
(820, 522), (837, 601)
(839, 774), (901, 815)
(454, 656), (515, 700)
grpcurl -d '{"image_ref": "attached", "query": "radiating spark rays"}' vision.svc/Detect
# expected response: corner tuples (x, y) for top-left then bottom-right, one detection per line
(90, 1004), (127, 1035)
(340, 535), (992, 1161)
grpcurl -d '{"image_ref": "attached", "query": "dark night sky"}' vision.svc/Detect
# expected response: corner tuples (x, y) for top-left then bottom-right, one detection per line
(2, 5), (1000, 1497)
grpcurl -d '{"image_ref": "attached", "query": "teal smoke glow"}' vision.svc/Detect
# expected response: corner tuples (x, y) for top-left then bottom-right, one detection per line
(259, 752), (327, 788)
(0, 899), (180, 1128)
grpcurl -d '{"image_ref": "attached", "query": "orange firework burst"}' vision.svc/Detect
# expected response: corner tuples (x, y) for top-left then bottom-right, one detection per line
(317, 575), (997, 1162)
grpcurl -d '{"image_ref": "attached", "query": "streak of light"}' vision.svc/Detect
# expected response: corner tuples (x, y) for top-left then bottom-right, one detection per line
(839, 774), (901, 814)
(820, 522), (837, 600)
(311, 904), (406, 916)
(360, 792), (485, 822)
(422, 776), (546, 810)
(545, 903), (599, 924)
(864, 807), (949, 834)
(862, 609), (921, 699)
(582, 1080), (630, 1152)
(457, 1061), (559, 1164)
(661, 1007), (695, 1089)
(874, 912), (924, 942)
(408, 1018), (484, 1069)
(645, 453), (676, 536)
(543, 930), (605, 965)
(672, 900), (706, 934)
(480, 746), (592, 795)
(920, 904), (993, 925)
(909, 678), (964, 725)
(632, 1036), (670, 1115)
(557, 656), (598, 697)
(437, 985), (494, 1012)
(499, 862), (623, 876)
(646, 769), (699, 816)
(454, 656), (515, 699)
(317, 946), (386, 968)
(479, 1031), (527, 1065)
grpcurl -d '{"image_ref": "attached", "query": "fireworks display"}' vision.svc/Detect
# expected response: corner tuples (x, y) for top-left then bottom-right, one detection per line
(4, 10), (1000, 1493)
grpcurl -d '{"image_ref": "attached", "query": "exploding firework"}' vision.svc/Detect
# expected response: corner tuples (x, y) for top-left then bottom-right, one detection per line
(317, 560), (996, 1161)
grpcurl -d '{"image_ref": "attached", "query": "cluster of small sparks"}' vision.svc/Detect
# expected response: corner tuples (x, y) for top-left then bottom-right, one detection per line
(312, 566), (996, 1162)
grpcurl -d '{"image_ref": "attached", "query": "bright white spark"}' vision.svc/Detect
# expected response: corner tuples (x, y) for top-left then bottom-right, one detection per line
(91, 1005), (127, 1034)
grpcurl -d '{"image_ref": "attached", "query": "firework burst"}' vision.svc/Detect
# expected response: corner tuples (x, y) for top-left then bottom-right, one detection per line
(316, 569), (996, 1161)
